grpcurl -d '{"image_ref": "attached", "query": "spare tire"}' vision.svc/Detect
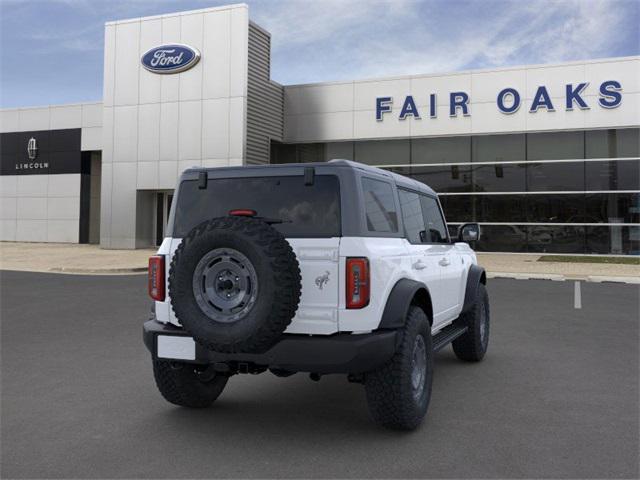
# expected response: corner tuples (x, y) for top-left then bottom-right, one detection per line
(168, 216), (301, 353)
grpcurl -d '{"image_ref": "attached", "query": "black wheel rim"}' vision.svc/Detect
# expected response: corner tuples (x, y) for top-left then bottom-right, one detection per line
(192, 247), (259, 323)
(411, 335), (427, 402)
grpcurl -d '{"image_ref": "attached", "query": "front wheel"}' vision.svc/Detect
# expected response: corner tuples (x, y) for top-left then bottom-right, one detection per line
(452, 283), (490, 362)
(152, 360), (228, 408)
(364, 306), (433, 430)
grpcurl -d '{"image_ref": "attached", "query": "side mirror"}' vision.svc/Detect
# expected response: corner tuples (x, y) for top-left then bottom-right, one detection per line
(458, 223), (480, 242)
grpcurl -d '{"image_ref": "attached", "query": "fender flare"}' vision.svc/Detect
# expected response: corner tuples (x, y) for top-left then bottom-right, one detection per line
(461, 264), (487, 314)
(378, 278), (433, 330)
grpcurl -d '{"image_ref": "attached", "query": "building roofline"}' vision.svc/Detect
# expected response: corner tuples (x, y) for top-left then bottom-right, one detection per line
(104, 3), (248, 26)
(249, 20), (271, 39)
(282, 55), (640, 89)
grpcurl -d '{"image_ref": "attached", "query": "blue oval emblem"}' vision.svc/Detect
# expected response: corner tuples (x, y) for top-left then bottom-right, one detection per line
(141, 44), (200, 74)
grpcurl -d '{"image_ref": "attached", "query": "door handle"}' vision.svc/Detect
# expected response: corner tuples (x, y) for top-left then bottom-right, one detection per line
(412, 260), (427, 270)
(439, 257), (450, 267)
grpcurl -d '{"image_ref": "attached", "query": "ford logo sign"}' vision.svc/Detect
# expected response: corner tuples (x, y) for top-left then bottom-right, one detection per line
(141, 44), (200, 74)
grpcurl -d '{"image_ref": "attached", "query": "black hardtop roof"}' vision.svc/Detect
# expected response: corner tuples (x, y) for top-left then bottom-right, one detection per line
(183, 159), (437, 196)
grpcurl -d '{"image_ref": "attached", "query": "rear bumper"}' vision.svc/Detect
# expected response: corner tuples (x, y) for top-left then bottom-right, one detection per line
(143, 318), (398, 374)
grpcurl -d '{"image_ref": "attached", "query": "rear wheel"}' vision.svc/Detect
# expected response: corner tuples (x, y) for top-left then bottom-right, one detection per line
(452, 283), (490, 362)
(364, 306), (433, 430)
(152, 360), (228, 408)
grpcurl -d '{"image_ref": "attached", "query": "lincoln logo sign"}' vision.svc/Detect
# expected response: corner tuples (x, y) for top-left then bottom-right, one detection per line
(141, 44), (200, 74)
(16, 136), (48, 171)
(27, 137), (38, 160)
(376, 80), (622, 120)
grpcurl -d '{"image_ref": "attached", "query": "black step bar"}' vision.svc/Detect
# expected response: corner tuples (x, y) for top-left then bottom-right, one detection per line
(433, 324), (468, 352)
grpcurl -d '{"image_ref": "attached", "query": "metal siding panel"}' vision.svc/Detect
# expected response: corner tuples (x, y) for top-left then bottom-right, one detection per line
(246, 24), (284, 165)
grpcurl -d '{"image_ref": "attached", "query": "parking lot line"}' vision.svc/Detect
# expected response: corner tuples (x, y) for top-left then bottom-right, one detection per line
(574, 281), (582, 309)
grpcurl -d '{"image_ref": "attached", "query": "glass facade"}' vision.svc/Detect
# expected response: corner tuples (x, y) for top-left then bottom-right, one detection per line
(271, 128), (640, 254)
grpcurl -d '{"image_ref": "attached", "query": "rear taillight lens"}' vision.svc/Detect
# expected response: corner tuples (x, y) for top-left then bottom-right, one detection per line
(346, 257), (369, 309)
(148, 255), (165, 301)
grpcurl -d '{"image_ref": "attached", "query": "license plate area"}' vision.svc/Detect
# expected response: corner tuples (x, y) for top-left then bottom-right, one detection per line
(157, 335), (196, 360)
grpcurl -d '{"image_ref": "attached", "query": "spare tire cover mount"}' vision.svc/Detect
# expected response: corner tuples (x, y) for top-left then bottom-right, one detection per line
(192, 247), (259, 323)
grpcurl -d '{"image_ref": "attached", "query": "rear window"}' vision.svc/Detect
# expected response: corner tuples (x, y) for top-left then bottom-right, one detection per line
(172, 175), (341, 238)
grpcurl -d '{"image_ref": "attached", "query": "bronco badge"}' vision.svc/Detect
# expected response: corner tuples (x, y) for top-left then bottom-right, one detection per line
(315, 271), (330, 290)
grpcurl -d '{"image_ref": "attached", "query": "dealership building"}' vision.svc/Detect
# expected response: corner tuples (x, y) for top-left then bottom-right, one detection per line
(1, 3), (638, 254)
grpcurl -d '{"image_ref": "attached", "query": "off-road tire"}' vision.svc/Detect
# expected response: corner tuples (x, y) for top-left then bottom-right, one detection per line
(452, 283), (490, 362)
(364, 306), (433, 430)
(153, 360), (228, 408)
(169, 216), (301, 354)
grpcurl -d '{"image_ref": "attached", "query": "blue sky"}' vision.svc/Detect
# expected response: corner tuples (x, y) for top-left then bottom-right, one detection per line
(1, 0), (638, 108)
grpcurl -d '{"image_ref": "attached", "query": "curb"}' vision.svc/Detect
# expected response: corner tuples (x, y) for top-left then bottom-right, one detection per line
(48, 266), (147, 274)
(488, 272), (565, 281)
(587, 275), (640, 284)
(487, 271), (640, 284)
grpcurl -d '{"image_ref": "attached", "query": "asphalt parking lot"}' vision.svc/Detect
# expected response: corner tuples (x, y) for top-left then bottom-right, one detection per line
(1, 271), (638, 479)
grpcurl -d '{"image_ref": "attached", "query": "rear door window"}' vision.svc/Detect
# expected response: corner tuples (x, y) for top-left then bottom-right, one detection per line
(420, 195), (449, 243)
(361, 177), (398, 233)
(398, 189), (425, 243)
(172, 175), (340, 238)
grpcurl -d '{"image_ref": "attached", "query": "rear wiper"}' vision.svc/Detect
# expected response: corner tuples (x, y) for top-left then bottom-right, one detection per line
(228, 210), (290, 225)
(255, 217), (291, 225)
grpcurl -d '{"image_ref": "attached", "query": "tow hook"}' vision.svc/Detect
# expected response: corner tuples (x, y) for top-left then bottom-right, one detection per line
(309, 372), (321, 382)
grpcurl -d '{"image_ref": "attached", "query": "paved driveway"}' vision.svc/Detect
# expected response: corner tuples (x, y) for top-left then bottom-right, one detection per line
(1, 271), (638, 478)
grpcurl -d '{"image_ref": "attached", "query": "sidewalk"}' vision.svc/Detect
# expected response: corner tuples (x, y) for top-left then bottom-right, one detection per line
(0, 242), (638, 282)
(477, 253), (640, 284)
(0, 242), (155, 274)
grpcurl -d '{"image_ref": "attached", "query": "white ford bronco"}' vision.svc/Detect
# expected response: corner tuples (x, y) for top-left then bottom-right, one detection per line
(144, 160), (489, 430)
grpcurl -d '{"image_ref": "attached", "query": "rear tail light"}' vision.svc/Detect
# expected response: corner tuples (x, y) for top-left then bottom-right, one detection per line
(346, 257), (369, 309)
(148, 255), (165, 301)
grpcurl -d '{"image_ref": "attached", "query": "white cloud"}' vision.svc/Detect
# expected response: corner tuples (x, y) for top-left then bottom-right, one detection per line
(253, 0), (633, 84)
(472, 0), (627, 67)
(252, 0), (416, 48)
(25, 24), (102, 53)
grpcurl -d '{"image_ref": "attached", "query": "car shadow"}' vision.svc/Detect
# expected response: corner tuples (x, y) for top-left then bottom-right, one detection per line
(137, 354), (464, 439)
(146, 376), (388, 437)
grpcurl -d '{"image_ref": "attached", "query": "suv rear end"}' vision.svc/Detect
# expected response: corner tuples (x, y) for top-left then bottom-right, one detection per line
(152, 163), (346, 335)
(145, 161), (401, 376)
